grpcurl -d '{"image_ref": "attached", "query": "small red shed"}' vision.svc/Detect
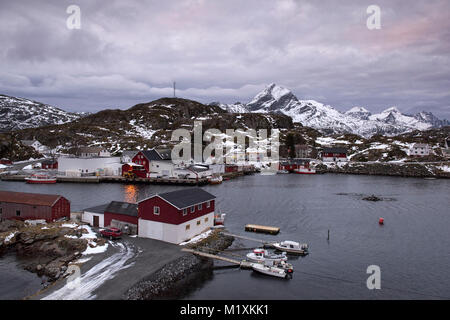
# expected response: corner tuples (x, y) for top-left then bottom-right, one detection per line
(42, 159), (58, 170)
(104, 201), (138, 227)
(0, 190), (70, 222)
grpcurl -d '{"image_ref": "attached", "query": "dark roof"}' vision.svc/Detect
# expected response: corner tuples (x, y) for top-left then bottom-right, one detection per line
(155, 148), (172, 160)
(83, 203), (110, 214)
(141, 188), (216, 209)
(322, 147), (348, 154)
(0, 190), (62, 207)
(42, 159), (57, 164)
(105, 201), (138, 217)
(140, 148), (172, 161)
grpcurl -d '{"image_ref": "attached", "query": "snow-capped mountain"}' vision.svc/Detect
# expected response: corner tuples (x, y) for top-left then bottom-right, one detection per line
(0, 94), (83, 132)
(219, 84), (449, 137)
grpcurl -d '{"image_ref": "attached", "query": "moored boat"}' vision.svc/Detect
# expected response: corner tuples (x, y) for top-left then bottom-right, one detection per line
(251, 261), (292, 279)
(209, 176), (223, 184)
(272, 241), (309, 255)
(214, 213), (226, 226)
(294, 165), (316, 174)
(246, 248), (287, 263)
(25, 173), (57, 184)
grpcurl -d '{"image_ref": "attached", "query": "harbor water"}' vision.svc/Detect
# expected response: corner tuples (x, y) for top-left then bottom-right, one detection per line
(0, 174), (449, 299)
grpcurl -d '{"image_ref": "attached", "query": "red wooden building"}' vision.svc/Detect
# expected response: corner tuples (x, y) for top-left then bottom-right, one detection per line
(321, 147), (348, 162)
(104, 201), (138, 227)
(123, 149), (171, 178)
(0, 159), (12, 165)
(41, 159), (58, 169)
(0, 190), (70, 222)
(138, 188), (216, 244)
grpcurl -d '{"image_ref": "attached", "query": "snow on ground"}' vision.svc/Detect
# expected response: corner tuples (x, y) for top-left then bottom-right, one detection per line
(179, 229), (213, 246)
(315, 137), (350, 145)
(22, 165), (33, 170)
(4, 231), (17, 243)
(61, 223), (108, 255)
(42, 242), (135, 300)
(437, 165), (450, 172)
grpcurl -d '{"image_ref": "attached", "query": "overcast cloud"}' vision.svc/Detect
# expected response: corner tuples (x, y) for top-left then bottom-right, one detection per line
(0, 0), (449, 118)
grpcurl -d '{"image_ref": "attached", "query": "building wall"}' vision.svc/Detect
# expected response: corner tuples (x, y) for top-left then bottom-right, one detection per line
(138, 212), (214, 244)
(139, 196), (215, 225)
(104, 211), (138, 227)
(0, 203), (52, 222)
(322, 153), (348, 162)
(82, 211), (105, 228)
(58, 157), (122, 175)
(51, 197), (71, 221)
(132, 152), (150, 172)
(409, 146), (430, 157)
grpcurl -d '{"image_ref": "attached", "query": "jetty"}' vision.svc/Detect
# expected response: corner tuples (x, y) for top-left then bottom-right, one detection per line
(0, 174), (209, 186)
(219, 232), (277, 249)
(181, 248), (253, 269)
(244, 224), (280, 235)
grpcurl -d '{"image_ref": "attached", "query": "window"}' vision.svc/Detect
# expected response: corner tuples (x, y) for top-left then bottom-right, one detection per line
(182, 209), (187, 216)
(185, 224), (190, 230)
(153, 206), (160, 215)
(197, 220), (201, 226)
(16, 210), (21, 217)
(198, 203), (202, 210)
(191, 206), (195, 213)
(206, 201), (210, 208)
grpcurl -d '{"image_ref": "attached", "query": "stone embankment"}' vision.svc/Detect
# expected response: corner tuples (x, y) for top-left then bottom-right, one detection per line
(124, 230), (234, 300)
(316, 162), (450, 178)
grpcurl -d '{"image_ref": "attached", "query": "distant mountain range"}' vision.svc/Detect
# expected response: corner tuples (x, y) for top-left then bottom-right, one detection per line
(215, 83), (449, 137)
(1, 86), (449, 138)
(0, 94), (84, 132)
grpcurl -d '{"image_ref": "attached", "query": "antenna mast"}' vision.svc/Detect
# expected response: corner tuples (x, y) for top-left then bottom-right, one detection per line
(173, 81), (176, 97)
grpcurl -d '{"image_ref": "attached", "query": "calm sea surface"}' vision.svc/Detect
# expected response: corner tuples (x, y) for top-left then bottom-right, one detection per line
(1, 174), (449, 299)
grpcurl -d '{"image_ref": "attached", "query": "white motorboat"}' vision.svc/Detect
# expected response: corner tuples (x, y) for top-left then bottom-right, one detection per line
(251, 261), (292, 279)
(246, 248), (287, 263)
(272, 241), (309, 255)
(293, 165), (316, 174)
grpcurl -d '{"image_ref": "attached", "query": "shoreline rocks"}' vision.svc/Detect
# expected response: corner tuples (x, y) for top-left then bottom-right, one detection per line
(0, 221), (88, 281)
(316, 162), (450, 178)
(124, 230), (234, 300)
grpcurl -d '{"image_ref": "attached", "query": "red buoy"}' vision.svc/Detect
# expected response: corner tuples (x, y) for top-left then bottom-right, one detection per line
(379, 218), (384, 225)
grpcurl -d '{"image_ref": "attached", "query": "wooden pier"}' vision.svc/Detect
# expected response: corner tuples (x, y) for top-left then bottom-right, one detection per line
(0, 174), (209, 186)
(220, 232), (276, 249)
(244, 224), (280, 235)
(181, 248), (253, 269)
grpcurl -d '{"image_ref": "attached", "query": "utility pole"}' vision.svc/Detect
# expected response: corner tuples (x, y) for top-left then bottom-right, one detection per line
(173, 81), (176, 98)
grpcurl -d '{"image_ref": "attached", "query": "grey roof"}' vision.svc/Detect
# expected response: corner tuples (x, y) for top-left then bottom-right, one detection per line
(21, 140), (37, 146)
(140, 148), (172, 161)
(141, 188), (216, 209)
(121, 150), (138, 158)
(105, 201), (138, 217)
(322, 147), (348, 153)
(83, 203), (110, 214)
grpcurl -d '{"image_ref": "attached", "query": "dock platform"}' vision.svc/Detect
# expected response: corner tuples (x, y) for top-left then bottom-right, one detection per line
(244, 224), (280, 235)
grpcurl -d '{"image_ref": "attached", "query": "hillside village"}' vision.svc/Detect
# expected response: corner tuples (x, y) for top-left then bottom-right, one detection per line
(0, 94), (449, 180)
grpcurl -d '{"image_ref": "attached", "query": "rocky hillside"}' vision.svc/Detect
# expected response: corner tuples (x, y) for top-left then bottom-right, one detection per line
(8, 97), (293, 157)
(218, 84), (449, 137)
(0, 94), (83, 132)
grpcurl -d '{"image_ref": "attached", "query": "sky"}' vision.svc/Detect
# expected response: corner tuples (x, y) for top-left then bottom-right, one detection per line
(0, 0), (449, 119)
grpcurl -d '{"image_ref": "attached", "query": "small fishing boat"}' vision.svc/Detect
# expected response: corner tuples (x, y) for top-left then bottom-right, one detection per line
(246, 248), (287, 263)
(272, 241), (309, 255)
(294, 165), (316, 174)
(277, 170), (290, 174)
(25, 173), (57, 184)
(214, 213), (226, 226)
(209, 176), (223, 185)
(251, 261), (293, 279)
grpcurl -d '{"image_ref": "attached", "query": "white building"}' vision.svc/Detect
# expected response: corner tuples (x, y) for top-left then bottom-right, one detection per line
(58, 156), (122, 176)
(138, 188), (216, 244)
(408, 143), (430, 157)
(21, 140), (49, 153)
(82, 203), (108, 228)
